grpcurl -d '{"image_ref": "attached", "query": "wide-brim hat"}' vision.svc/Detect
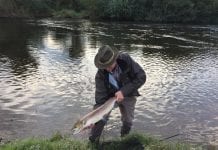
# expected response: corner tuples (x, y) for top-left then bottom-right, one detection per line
(94, 45), (119, 69)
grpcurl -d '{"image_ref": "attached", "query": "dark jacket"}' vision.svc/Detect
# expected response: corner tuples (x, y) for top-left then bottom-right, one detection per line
(95, 52), (146, 105)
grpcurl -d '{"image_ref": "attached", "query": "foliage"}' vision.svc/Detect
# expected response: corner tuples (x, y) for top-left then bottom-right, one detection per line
(105, 0), (134, 20)
(19, 0), (51, 17)
(0, 0), (217, 23)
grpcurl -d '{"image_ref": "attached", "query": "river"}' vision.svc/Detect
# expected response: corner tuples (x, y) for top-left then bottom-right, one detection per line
(0, 18), (218, 145)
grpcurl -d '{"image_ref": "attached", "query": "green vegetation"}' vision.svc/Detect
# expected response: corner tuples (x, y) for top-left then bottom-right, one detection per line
(0, 0), (218, 23)
(0, 132), (202, 150)
(52, 9), (85, 18)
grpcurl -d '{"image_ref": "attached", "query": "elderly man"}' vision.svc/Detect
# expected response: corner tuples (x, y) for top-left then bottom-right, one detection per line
(89, 45), (146, 143)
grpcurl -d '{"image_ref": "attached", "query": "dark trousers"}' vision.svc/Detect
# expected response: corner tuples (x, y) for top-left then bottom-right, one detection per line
(89, 97), (136, 142)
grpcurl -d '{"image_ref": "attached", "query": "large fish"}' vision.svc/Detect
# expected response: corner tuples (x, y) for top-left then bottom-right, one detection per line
(72, 97), (116, 134)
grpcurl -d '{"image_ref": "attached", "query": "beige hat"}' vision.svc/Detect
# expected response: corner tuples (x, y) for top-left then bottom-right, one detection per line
(94, 45), (118, 69)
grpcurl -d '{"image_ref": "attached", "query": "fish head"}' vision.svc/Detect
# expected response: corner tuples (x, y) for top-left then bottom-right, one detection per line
(72, 119), (86, 134)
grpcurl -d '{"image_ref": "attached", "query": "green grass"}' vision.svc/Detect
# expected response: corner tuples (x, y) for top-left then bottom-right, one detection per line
(52, 9), (85, 18)
(0, 132), (202, 150)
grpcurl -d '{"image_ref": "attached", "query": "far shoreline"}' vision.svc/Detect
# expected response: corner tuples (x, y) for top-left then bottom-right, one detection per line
(0, 16), (218, 26)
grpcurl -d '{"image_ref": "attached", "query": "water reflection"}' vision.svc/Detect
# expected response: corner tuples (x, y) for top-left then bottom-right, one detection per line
(0, 19), (38, 77)
(0, 19), (218, 145)
(69, 30), (84, 58)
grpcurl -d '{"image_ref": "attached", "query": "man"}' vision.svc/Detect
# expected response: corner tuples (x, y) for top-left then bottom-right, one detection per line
(89, 45), (146, 143)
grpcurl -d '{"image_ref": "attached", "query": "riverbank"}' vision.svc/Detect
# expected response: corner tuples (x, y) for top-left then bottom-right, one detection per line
(0, 133), (203, 150)
(1, 0), (218, 24)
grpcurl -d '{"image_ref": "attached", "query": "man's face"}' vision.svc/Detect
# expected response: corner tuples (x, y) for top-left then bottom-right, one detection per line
(105, 62), (116, 72)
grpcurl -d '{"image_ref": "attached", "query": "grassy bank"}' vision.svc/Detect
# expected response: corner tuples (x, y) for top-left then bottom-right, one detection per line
(0, 133), (202, 150)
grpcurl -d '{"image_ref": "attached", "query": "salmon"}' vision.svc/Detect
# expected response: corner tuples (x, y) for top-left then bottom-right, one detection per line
(72, 97), (116, 134)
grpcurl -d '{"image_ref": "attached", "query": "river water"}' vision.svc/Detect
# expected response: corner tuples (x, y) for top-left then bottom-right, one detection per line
(0, 19), (217, 145)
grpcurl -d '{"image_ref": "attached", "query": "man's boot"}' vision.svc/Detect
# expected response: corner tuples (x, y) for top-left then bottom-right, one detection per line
(121, 124), (131, 137)
(89, 120), (106, 143)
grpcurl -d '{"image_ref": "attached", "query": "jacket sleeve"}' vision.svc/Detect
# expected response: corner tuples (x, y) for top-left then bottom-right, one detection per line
(95, 70), (109, 104)
(120, 54), (146, 96)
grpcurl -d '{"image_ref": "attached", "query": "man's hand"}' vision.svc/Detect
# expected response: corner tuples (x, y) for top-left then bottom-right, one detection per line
(115, 91), (124, 102)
